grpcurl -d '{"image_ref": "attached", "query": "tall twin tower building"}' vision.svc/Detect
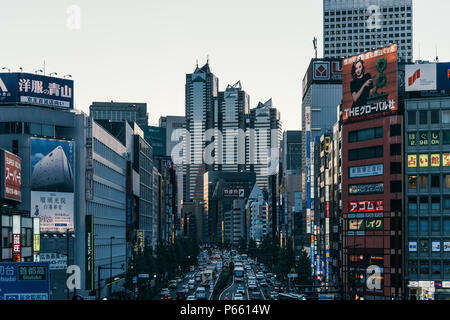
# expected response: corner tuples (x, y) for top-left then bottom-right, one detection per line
(183, 62), (282, 202)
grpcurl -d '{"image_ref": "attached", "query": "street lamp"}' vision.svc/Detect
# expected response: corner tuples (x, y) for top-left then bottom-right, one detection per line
(110, 236), (115, 298)
(2, 67), (11, 72)
(35, 69), (43, 74)
(49, 72), (58, 77)
(63, 74), (72, 79)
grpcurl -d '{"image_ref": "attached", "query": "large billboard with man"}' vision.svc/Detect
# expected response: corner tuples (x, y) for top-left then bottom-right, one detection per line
(342, 44), (398, 123)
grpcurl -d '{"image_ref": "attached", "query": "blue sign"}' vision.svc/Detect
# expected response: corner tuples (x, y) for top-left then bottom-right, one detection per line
(0, 263), (50, 300)
(0, 73), (74, 109)
(437, 63), (450, 90)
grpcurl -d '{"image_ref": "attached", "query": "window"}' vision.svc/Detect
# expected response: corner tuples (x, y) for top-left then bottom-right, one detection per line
(443, 111), (450, 124)
(408, 176), (417, 189)
(420, 219), (429, 232)
(419, 111), (428, 125)
(420, 261), (429, 274)
(445, 197), (450, 210)
(419, 176), (428, 190)
(390, 144), (402, 156)
(431, 110), (439, 124)
(391, 181), (402, 193)
(444, 219), (450, 232)
(408, 261), (418, 274)
(348, 127), (383, 143)
(390, 162), (402, 174)
(431, 175), (440, 189)
(390, 124), (402, 137)
(408, 219), (417, 232)
(444, 261), (450, 275)
(444, 131), (450, 145)
(420, 240), (429, 253)
(348, 146), (383, 161)
(420, 196), (429, 210)
(445, 175), (450, 189)
(408, 111), (414, 125)
(432, 218), (441, 232)
(408, 197), (417, 210)
(432, 261), (441, 275)
(432, 197), (441, 210)
(391, 199), (402, 212)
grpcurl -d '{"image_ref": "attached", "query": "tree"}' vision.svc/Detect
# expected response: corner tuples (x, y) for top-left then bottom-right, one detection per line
(296, 248), (313, 286)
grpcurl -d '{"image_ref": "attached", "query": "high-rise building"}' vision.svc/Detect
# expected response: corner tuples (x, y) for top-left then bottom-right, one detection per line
(215, 81), (250, 172)
(90, 101), (149, 128)
(248, 99), (282, 192)
(184, 62), (218, 202)
(323, 0), (413, 62)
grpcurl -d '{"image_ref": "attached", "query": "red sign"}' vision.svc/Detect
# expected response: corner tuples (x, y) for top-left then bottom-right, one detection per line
(13, 234), (21, 254)
(4, 151), (21, 202)
(349, 201), (384, 213)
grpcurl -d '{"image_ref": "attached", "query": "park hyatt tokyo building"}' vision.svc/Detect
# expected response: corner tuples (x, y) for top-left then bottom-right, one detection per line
(341, 45), (404, 300)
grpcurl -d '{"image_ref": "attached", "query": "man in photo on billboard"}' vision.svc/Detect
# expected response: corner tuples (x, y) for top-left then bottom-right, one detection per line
(351, 58), (376, 107)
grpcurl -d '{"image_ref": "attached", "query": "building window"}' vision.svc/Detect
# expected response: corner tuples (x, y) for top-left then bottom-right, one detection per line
(390, 162), (401, 174)
(408, 176), (417, 189)
(431, 175), (440, 189)
(445, 175), (450, 189)
(432, 197), (441, 210)
(408, 219), (418, 232)
(348, 146), (383, 161)
(420, 261), (430, 274)
(444, 261), (450, 275)
(408, 197), (417, 211)
(408, 261), (418, 275)
(442, 111), (450, 124)
(419, 111), (428, 125)
(420, 240), (429, 254)
(445, 197), (450, 210)
(432, 261), (441, 275)
(390, 144), (402, 156)
(432, 218), (441, 232)
(390, 124), (402, 137)
(431, 110), (440, 124)
(444, 219), (450, 232)
(391, 181), (402, 193)
(420, 219), (429, 233)
(348, 127), (383, 143)
(420, 196), (429, 210)
(443, 131), (450, 145)
(408, 111), (417, 125)
(419, 176), (428, 190)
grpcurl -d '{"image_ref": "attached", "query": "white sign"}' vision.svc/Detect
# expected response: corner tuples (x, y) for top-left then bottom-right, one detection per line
(405, 64), (437, 92)
(39, 253), (67, 270)
(313, 62), (330, 80)
(432, 241), (441, 252)
(31, 192), (74, 233)
(443, 242), (450, 252)
(409, 241), (418, 252)
(349, 164), (383, 179)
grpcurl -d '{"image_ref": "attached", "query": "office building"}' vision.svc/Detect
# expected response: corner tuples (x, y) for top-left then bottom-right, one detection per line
(323, 0), (413, 62)
(90, 101), (149, 128)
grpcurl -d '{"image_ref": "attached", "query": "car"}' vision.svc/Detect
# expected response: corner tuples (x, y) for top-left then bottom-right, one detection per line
(270, 291), (278, 300)
(248, 284), (258, 292)
(175, 288), (189, 300)
(168, 280), (177, 289)
(176, 277), (183, 283)
(195, 275), (202, 282)
(195, 286), (207, 300)
(256, 272), (265, 280)
(190, 266), (195, 272)
(266, 273), (273, 279)
(251, 291), (262, 300)
(273, 282), (283, 292)
(234, 293), (244, 300)
(259, 279), (268, 287)
(186, 295), (196, 300)
(236, 286), (245, 294)
(188, 279), (196, 290)
(160, 288), (172, 300)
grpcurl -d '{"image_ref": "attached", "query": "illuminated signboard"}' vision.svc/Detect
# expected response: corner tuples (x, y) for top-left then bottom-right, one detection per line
(431, 154), (440, 167)
(349, 183), (384, 195)
(349, 200), (384, 213)
(13, 234), (21, 254)
(419, 154), (429, 167)
(223, 189), (245, 198)
(3, 150), (21, 202)
(349, 219), (384, 231)
(0, 73), (73, 109)
(342, 45), (398, 123)
(419, 132), (428, 146)
(349, 164), (383, 179)
(409, 241), (418, 252)
(405, 64), (437, 92)
(444, 154), (450, 167)
(408, 133), (416, 146)
(431, 132), (440, 145)
(437, 63), (450, 90)
(408, 154), (417, 168)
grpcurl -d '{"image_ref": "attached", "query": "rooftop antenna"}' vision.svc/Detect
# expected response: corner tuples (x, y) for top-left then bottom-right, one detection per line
(436, 45), (439, 62)
(207, 54), (210, 65)
(196, 59), (198, 68)
(313, 37), (318, 59)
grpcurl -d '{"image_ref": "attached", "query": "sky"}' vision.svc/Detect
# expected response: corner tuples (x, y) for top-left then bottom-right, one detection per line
(1, 0), (450, 130)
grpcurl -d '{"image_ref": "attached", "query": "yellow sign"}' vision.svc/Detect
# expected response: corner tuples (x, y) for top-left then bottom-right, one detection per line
(33, 234), (40, 252)
(444, 154), (450, 167)
(408, 154), (417, 168)
(431, 154), (440, 167)
(419, 154), (429, 167)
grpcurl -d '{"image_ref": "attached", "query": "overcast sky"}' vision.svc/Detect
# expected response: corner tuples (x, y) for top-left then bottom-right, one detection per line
(1, 0), (449, 130)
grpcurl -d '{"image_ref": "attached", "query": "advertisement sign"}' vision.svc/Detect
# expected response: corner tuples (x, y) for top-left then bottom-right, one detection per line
(2, 150), (21, 202)
(437, 63), (450, 90)
(85, 215), (94, 290)
(431, 132), (440, 145)
(305, 106), (311, 235)
(0, 262), (50, 300)
(444, 154), (450, 167)
(0, 73), (74, 109)
(30, 138), (75, 233)
(342, 45), (398, 123)
(38, 253), (67, 270)
(431, 154), (440, 167)
(408, 154), (417, 168)
(12, 234), (21, 254)
(444, 242), (450, 252)
(409, 241), (418, 252)
(349, 183), (384, 195)
(223, 189), (245, 198)
(408, 133), (416, 146)
(313, 61), (330, 80)
(432, 241), (441, 252)
(349, 201), (384, 213)
(349, 164), (383, 179)
(419, 154), (429, 167)
(349, 219), (383, 231)
(405, 64), (437, 92)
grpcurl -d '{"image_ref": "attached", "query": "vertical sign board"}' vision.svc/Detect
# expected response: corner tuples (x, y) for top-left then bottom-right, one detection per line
(85, 215), (94, 291)
(30, 138), (75, 233)
(0, 263), (50, 300)
(2, 150), (22, 202)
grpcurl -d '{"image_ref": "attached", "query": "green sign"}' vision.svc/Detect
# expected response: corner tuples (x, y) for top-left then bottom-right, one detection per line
(431, 131), (440, 145)
(365, 219), (384, 231)
(419, 132), (428, 146)
(408, 133), (416, 146)
(18, 265), (47, 281)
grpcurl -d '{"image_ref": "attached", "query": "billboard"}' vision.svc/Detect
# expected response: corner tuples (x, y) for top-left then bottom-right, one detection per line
(0, 262), (50, 300)
(405, 64), (437, 91)
(1, 150), (21, 202)
(349, 164), (383, 179)
(342, 45), (398, 123)
(85, 215), (94, 291)
(30, 138), (75, 233)
(0, 73), (73, 109)
(349, 183), (384, 195)
(437, 63), (450, 90)
(349, 200), (384, 213)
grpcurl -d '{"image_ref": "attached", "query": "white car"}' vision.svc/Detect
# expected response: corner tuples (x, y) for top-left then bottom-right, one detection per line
(195, 287), (206, 300)
(236, 287), (245, 294)
(186, 295), (196, 300)
(188, 279), (196, 290)
(234, 293), (244, 300)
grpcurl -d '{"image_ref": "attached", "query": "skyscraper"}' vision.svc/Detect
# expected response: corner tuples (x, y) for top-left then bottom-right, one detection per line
(323, 0), (413, 62)
(90, 101), (149, 127)
(215, 81), (250, 172)
(184, 61), (218, 202)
